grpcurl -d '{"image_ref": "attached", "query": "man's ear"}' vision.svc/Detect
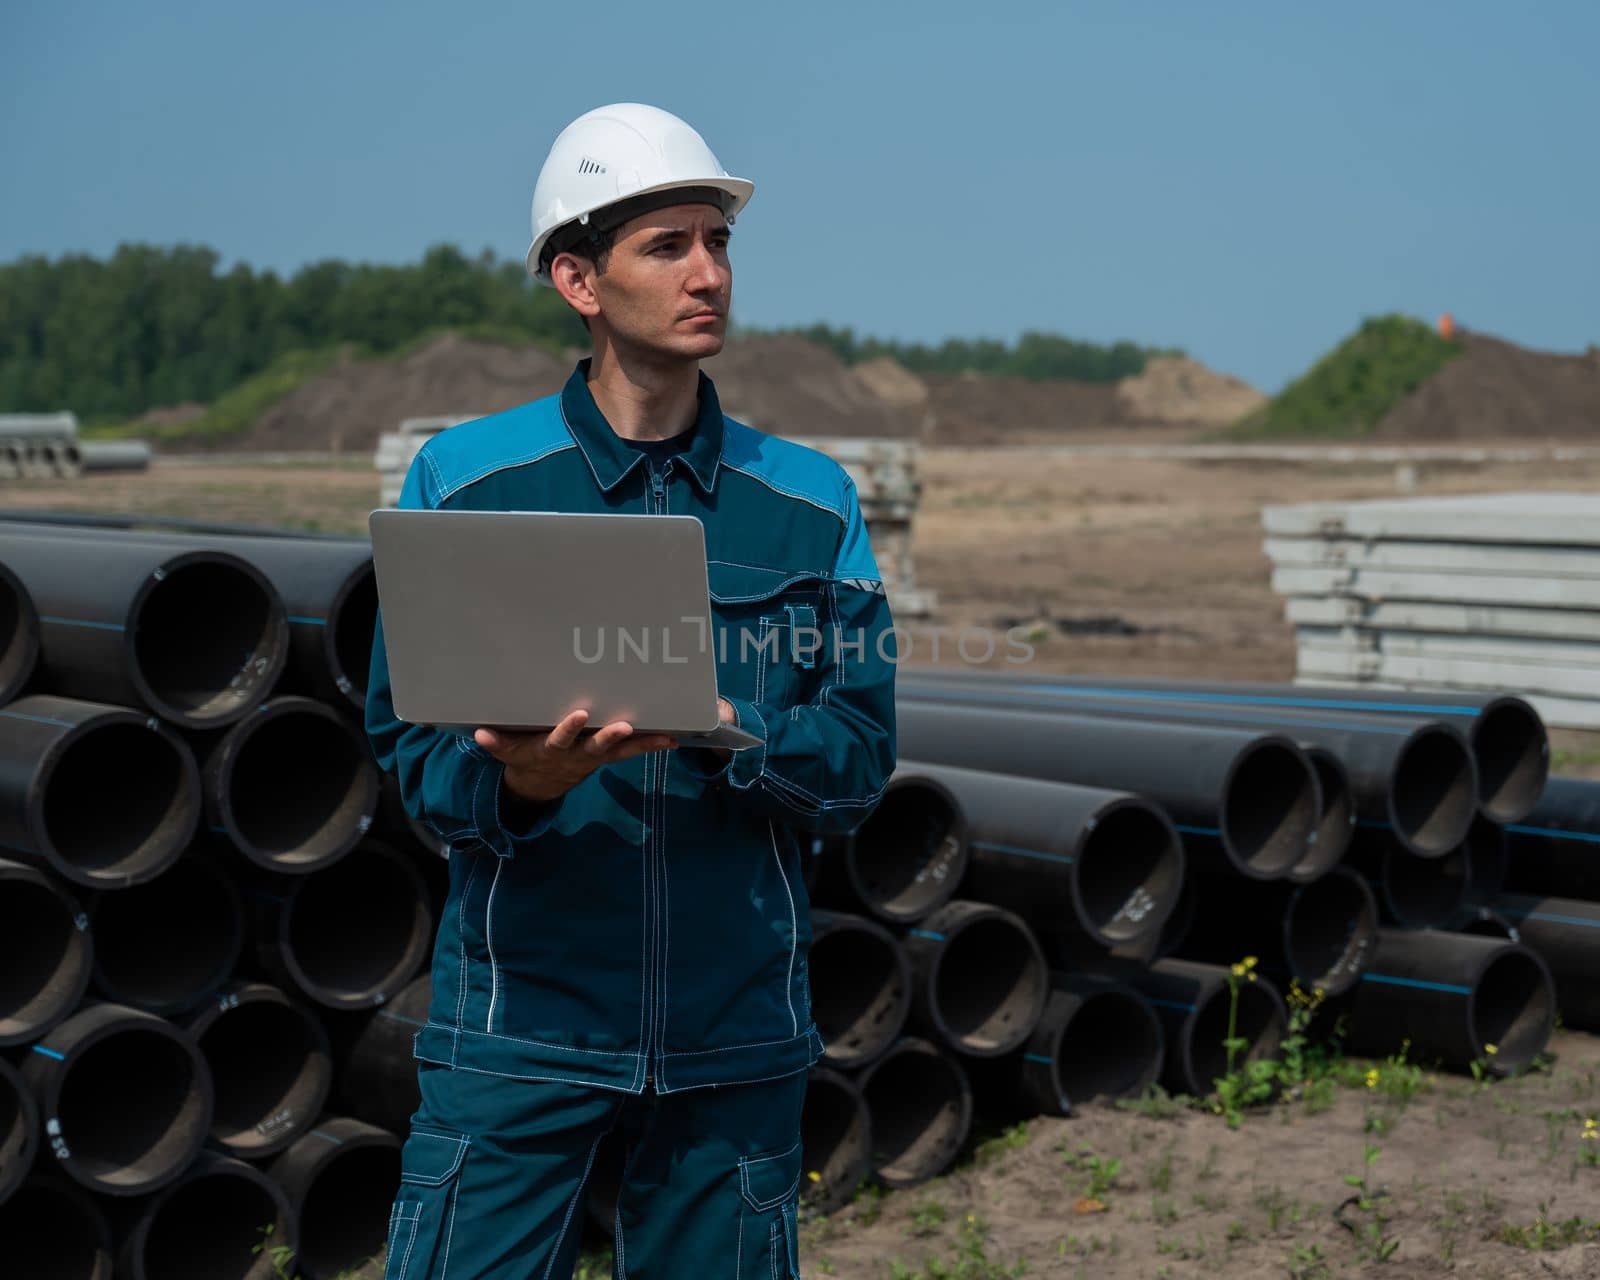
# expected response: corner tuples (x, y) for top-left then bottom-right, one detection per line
(550, 252), (601, 321)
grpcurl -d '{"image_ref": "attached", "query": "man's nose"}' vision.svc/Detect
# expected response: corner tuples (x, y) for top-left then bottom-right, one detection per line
(684, 239), (727, 294)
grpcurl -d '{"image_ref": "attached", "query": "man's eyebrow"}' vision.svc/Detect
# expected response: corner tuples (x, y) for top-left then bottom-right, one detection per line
(640, 223), (732, 250)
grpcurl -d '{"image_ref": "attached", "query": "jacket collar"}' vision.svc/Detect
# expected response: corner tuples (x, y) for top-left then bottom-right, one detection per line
(559, 358), (724, 494)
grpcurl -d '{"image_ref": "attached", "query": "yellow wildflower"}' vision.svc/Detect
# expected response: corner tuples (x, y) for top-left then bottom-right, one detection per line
(1582, 1117), (1598, 1141)
(807, 1171), (822, 1183)
(1365, 1068), (1380, 1090)
(1484, 1043), (1498, 1056)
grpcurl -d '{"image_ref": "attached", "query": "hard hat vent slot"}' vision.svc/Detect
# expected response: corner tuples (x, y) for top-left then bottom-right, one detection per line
(578, 156), (608, 175)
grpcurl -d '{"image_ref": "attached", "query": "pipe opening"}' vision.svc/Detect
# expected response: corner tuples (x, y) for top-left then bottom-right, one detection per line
(134, 561), (278, 721)
(850, 785), (964, 921)
(0, 569), (35, 697)
(92, 861), (238, 1012)
(1054, 991), (1162, 1103)
(800, 1076), (868, 1209)
(198, 1000), (329, 1155)
(0, 873), (89, 1041)
(1472, 950), (1554, 1074)
(862, 1048), (968, 1186)
(331, 567), (379, 705)
(1458, 909), (1518, 940)
(1285, 872), (1375, 996)
(934, 917), (1045, 1054)
(1185, 982), (1282, 1093)
(1077, 805), (1180, 943)
(1222, 744), (1316, 877)
(140, 1167), (286, 1280)
(1384, 845), (1468, 928)
(1391, 729), (1477, 856)
(0, 1182), (108, 1279)
(228, 710), (372, 865)
(811, 925), (906, 1067)
(43, 723), (194, 881)
(56, 1028), (209, 1190)
(284, 849), (429, 1004)
(1293, 749), (1355, 879)
(1472, 703), (1549, 825)
(296, 1144), (399, 1278)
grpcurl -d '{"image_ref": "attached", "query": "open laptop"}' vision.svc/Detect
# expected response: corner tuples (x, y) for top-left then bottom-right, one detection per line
(369, 509), (762, 750)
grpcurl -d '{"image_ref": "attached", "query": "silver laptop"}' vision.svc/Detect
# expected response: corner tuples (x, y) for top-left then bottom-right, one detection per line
(369, 509), (761, 750)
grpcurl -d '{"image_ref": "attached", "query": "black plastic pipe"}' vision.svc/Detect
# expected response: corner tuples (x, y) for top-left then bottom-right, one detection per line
(20, 1001), (214, 1196)
(903, 759), (1183, 954)
(0, 695), (201, 888)
(1461, 815), (1508, 905)
(902, 899), (1049, 1058)
(1345, 930), (1555, 1075)
(0, 533), (288, 727)
(1489, 895), (1600, 1030)
(898, 677), (1476, 859)
(1296, 746), (1357, 880)
(895, 698), (1319, 881)
(814, 771), (967, 924)
(248, 840), (433, 1009)
(88, 854), (242, 1014)
(966, 976), (1164, 1119)
(0, 856), (93, 1045)
(202, 695), (380, 872)
(1129, 958), (1287, 1099)
(339, 974), (431, 1136)
(0, 522), (377, 709)
(0, 1176), (114, 1279)
(901, 671), (1548, 826)
(0, 1054), (40, 1203)
(1346, 828), (1472, 930)
(1504, 777), (1600, 900)
(268, 1116), (400, 1280)
(184, 982), (334, 1159)
(1180, 866), (1378, 998)
(116, 1150), (295, 1280)
(1113, 864), (1198, 965)
(809, 910), (911, 1069)
(1454, 907), (1520, 940)
(856, 1037), (972, 1189)
(800, 1067), (872, 1215)
(381, 771), (446, 859)
(0, 558), (39, 703)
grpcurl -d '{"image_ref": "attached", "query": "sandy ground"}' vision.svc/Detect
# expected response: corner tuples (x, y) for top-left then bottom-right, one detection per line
(3, 446), (1598, 1277)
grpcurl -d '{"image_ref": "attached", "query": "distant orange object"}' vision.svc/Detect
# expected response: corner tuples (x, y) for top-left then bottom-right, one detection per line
(1438, 313), (1455, 340)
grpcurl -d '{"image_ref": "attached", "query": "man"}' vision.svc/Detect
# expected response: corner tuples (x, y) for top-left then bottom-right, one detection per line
(367, 103), (896, 1279)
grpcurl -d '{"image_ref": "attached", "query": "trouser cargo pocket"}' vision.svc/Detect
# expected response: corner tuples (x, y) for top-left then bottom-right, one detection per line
(384, 1129), (470, 1280)
(737, 1141), (802, 1278)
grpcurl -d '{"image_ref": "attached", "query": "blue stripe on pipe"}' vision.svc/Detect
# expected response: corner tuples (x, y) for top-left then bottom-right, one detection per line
(971, 839), (1074, 865)
(941, 682), (1480, 718)
(1023, 1052), (1055, 1065)
(287, 616), (327, 625)
(1145, 997), (1198, 1013)
(908, 929), (946, 941)
(1501, 908), (1600, 930)
(40, 615), (124, 632)
(905, 683), (1415, 734)
(0, 709), (76, 729)
(31, 1044), (65, 1060)
(1361, 973), (1472, 995)
(1175, 825), (1222, 837)
(1507, 823), (1600, 846)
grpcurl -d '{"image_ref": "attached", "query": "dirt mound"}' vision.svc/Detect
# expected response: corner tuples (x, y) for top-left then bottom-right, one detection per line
(232, 334), (569, 453)
(920, 371), (1125, 443)
(1376, 331), (1600, 438)
(850, 356), (930, 408)
(703, 335), (921, 436)
(1115, 355), (1265, 426)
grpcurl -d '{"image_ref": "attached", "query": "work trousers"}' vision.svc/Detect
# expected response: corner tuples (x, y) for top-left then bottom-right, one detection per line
(382, 1061), (808, 1279)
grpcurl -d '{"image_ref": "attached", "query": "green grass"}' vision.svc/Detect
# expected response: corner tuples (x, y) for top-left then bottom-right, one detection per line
(1223, 314), (1463, 439)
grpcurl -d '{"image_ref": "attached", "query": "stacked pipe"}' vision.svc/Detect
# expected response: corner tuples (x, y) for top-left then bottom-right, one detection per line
(0, 414), (151, 479)
(0, 515), (433, 1279)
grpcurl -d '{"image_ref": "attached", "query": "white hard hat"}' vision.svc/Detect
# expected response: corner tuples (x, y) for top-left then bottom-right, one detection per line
(526, 103), (754, 284)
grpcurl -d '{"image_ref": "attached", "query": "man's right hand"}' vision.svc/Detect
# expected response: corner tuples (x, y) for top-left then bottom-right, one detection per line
(474, 710), (677, 804)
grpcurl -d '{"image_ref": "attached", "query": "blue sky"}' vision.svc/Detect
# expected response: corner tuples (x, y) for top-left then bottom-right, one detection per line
(3, 1), (1595, 391)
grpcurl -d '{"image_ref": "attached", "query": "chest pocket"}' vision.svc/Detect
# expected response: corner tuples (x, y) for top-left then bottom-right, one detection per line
(706, 561), (828, 712)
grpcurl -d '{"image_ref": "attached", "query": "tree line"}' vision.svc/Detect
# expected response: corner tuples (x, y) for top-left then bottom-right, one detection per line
(0, 244), (1178, 421)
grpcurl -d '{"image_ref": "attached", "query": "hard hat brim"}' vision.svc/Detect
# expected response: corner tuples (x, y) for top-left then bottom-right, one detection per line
(527, 175), (754, 282)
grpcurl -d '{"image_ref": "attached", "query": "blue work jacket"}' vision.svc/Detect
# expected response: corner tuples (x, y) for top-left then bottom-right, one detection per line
(366, 360), (897, 1092)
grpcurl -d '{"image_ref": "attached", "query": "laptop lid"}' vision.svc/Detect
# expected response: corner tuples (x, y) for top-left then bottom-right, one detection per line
(369, 509), (724, 735)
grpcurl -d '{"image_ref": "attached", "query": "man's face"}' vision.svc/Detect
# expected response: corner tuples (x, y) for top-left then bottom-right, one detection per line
(580, 203), (733, 360)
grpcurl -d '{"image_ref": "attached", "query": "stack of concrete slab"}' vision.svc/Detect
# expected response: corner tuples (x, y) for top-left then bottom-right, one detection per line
(1262, 493), (1600, 729)
(377, 420), (936, 617)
